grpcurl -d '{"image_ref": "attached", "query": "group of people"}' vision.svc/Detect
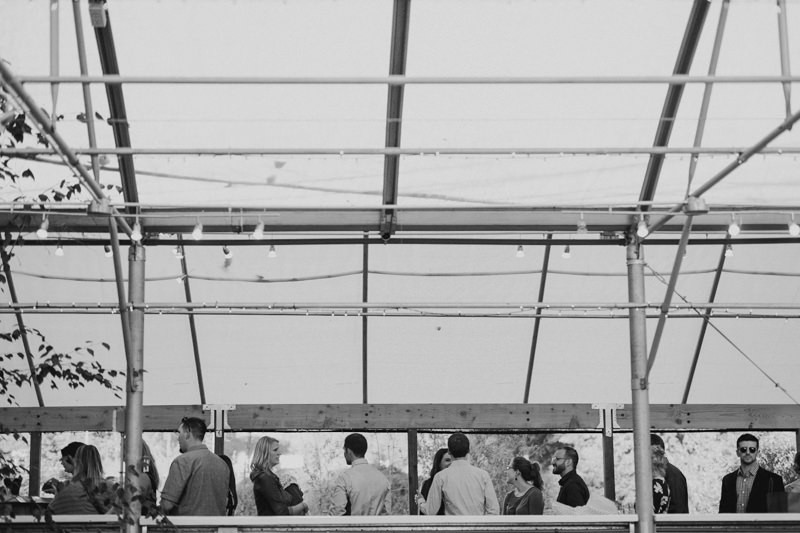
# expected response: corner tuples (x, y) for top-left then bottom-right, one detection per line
(42, 419), (800, 517)
(415, 432), (586, 515)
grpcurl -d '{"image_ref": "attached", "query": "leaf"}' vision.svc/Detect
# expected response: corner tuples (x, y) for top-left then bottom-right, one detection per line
(21, 169), (34, 179)
(102, 342), (110, 350)
(76, 112), (87, 123)
(37, 193), (48, 202)
(94, 111), (104, 120)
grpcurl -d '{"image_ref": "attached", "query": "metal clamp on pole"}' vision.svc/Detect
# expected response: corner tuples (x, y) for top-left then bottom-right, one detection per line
(593, 403), (624, 437)
(203, 403), (236, 438)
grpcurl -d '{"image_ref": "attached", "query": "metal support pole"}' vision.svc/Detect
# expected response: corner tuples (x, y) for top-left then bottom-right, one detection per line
(407, 429), (418, 515)
(594, 404), (622, 501)
(626, 241), (654, 533)
(28, 432), (42, 496)
(124, 244), (145, 533)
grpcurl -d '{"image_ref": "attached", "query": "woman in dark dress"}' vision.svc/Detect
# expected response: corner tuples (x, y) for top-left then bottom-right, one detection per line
(419, 448), (451, 515)
(250, 436), (308, 515)
(502, 456), (544, 515)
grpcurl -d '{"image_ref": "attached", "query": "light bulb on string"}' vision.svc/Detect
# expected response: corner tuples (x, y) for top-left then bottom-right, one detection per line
(192, 220), (203, 241)
(173, 245), (184, 259)
(724, 243), (734, 257)
(636, 215), (648, 238)
(268, 244), (277, 258)
(55, 241), (64, 257)
(36, 216), (49, 239)
(516, 245), (525, 258)
(728, 215), (740, 236)
(788, 214), (800, 237)
(561, 244), (571, 259)
(104, 245), (113, 258)
(576, 213), (587, 234)
(130, 220), (142, 242)
(252, 220), (265, 240)
(222, 246), (233, 259)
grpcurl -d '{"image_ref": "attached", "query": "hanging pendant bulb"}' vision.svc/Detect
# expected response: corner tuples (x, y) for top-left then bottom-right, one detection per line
(192, 221), (203, 241)
(252, 220), (265, 240)
(788, 215), (800, 237)
(37, 217), (49, 239)
(130, 220), (143, 242)
(561, 244), (571, 259)
(222, 246), (233, 259)
(268, 244), (277, 258)
(55, 241), (64, 257)
(516, 245), (525, 258)
(728, 215), (740, 236)
(104, 245), (113, 258)
(724, 243), (734, 257)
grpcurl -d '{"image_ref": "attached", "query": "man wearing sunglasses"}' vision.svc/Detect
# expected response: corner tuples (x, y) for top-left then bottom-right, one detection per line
(719, 433), (784, 513)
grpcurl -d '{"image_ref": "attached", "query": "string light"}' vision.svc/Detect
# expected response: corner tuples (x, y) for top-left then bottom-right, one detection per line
(788, 214), (800, 237)
(576, 213), (587, 234)
(252, 220), (265, 240)
(192, 220), (203, 241)
(173, 245), (184, 259)
(222, 246), (233, 259)
(724, 243), (734, 257)
(636, 215), (648, 238)
(130, 220), (143, 242)
(268, 244), (277, 258)
(561, 244), (571, 259)
(36, 216), (49, 239)
(516, 245), (525, 258)
(104, 245), (113, 258)
(55, 241), (64, 257)
(728, 215), (740, 236)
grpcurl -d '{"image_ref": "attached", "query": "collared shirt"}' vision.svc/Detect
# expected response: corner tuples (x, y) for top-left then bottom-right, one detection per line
(424, 458), (500, 516)
(328, 458), (391, 516)
(557, 469), (590, 507)
(735, 462), (759, 513)
(161, 443), (230, 516)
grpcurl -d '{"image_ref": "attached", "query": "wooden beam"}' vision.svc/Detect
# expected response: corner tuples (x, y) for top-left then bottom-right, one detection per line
(2, 404), (800, 433)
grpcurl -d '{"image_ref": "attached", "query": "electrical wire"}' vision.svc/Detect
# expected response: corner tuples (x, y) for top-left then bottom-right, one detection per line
(645, 263), (799, 406)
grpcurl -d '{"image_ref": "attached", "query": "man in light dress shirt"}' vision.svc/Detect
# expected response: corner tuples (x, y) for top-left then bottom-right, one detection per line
(417, 432), (499, 515)
(329, 433), (391, 515)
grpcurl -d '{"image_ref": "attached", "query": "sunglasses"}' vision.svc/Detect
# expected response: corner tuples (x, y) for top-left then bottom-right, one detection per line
(739, 446), (757, 454)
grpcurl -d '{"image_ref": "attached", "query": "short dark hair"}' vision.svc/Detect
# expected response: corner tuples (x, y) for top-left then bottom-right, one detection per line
(560, 446), (579, 468)
(180, 417), (207, 440)
(650, 434), (665, 449)
(344, 433), (368, 457)
(61, 441), (85, 459)
(736, 433), (759, 447)
(447, 432), (470, 458)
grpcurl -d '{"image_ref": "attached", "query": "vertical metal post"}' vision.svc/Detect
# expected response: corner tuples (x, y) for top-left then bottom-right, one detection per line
(602, 423), (616, 501)
(362, 235), (369, 403)
(407, 429), (418, 515)
(124, 244), (145, 533)
(28, 432), (42, 496)
(626, 241), (654, 533)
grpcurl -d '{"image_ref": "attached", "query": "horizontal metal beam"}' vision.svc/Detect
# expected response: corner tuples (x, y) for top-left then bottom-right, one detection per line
(2, 404), (799, 433)
(4, 146), (800, 156)
(15, 74), (800, 85)
(3, 206), (800, 237)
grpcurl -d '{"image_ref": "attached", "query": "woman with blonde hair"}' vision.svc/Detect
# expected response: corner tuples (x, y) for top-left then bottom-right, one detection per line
(49, 444), (111, 514)
(138, 440), (160, 509)
(250, 436), (308, 515)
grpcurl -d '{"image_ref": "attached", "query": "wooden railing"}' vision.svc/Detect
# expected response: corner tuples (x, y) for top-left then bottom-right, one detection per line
(6, 514), (800, 533)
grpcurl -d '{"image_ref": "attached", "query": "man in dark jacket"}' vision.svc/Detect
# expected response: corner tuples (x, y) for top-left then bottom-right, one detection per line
(719, 433), (784, 513)
(552, 446), (589, 507)
(651, 434), (689, 513)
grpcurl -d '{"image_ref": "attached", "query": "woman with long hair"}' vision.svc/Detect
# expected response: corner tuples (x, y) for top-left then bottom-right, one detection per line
(502, 456), (544, 515)
(49, 444), (111, 514)
(250, 436), (308, 515)
(418, 448), (451, 515)
(652, 447), (671, 513)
